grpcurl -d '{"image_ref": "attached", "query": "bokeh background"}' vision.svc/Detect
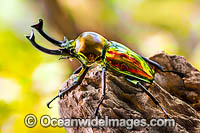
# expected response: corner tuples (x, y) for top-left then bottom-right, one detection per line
(0, 0), (200, 132)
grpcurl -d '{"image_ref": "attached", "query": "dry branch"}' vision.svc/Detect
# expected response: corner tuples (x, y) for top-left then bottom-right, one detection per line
(58, 52), (200, 133)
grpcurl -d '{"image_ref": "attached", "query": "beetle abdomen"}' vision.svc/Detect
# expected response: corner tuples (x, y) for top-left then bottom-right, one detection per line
(105, 41), (155, 83)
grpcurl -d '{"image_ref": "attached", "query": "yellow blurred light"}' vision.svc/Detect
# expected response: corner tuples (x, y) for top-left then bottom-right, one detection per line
(1, 114), (16, 133)
(191, 43), (200, 70)
(32, 62), (67, 94)
(0, 77), (21, 103)
(139, 32), (179, 56)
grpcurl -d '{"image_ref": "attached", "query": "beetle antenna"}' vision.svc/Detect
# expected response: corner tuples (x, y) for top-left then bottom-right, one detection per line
(58, 56), (68, 60)
(31, 19), (67, 47)
(25, 30), (63, 55)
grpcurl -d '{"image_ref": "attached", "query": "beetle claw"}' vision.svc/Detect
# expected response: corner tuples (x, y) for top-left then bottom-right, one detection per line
(46, 95), (59, 109)
(25, 30), (35, 42)
(58, 91), (65, 99)
(26, 30), (63, 55)
(31, 19), (43, 30)
(31, 19), (67, 47)
(47, 102), (52, 109)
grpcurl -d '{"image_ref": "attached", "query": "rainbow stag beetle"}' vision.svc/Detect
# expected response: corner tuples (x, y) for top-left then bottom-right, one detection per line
(26, 19), (183, 119)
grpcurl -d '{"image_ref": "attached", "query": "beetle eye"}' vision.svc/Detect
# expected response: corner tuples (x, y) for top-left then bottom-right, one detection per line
(69, 48), (75, 54)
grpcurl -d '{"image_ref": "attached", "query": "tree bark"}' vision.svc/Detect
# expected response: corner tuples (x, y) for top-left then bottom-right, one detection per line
(58, 52), (200, 133)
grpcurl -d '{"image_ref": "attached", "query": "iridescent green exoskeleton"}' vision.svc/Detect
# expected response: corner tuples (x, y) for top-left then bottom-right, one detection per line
(26, 19), (183, 119)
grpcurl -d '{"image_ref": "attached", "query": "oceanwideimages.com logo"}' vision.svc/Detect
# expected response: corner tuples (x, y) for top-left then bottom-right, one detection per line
(24, 114), (175, 129)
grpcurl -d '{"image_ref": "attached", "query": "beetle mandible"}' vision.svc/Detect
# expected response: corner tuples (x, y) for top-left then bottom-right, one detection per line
(26, 19), (184, 119)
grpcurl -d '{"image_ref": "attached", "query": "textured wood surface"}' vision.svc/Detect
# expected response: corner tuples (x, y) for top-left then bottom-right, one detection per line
(58, 52), (200, 133)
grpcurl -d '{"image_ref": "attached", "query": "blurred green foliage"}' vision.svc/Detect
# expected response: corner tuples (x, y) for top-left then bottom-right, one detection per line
(0, 0), (200, 132)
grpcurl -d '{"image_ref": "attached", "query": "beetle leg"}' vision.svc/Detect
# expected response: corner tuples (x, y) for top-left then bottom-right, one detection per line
(142, 56), (184, 77)
(26, 30), (63, 55)
(94, 66), (106, 117)
(126, 78), (170, 119)
(73, 66), (83, 75)
(31, 19), (67, 47)
(47, 66), (89, 108)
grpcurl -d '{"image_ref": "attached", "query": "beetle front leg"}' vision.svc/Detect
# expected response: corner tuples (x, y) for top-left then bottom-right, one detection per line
(126, 78), (170, 119)
(142, 56), (184, 77)
(47, 66), (89, 108)
(94, 66), (106, 117)
(73, 66), (83, 75)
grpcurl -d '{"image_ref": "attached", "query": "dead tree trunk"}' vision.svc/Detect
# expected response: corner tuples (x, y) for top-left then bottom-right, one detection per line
(58, 52), (200, 133)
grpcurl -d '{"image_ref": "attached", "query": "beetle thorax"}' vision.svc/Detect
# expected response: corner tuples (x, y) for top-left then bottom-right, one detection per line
(75, 32), (107, 64)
